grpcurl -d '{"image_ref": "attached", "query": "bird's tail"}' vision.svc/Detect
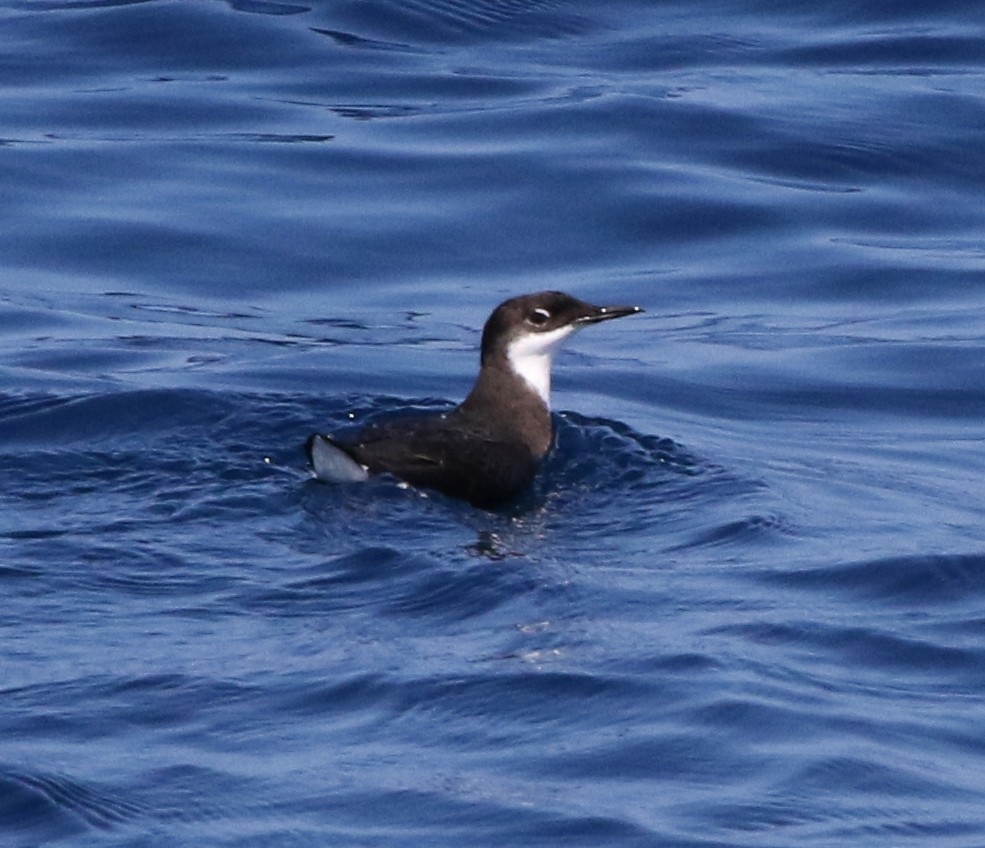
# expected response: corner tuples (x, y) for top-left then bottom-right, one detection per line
(305, 434), (370, 483)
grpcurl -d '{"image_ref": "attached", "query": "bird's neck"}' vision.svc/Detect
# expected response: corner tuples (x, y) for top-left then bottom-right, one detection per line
(506, 343), (553, 408)
(458, 359), (554, 457)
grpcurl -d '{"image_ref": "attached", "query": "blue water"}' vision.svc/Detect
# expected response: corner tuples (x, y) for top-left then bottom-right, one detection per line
(3, 0), (985, 845)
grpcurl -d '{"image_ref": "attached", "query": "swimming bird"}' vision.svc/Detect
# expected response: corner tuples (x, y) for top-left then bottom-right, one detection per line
(306, 290), (644, 508)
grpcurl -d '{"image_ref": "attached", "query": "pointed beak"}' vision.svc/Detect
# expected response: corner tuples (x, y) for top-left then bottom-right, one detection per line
(577, 304), (645, 325)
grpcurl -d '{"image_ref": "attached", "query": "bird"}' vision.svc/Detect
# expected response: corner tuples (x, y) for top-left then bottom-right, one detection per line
(306, 290), (644, 508)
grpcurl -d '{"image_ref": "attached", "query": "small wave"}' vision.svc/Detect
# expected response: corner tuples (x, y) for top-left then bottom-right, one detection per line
(519, 412), (779, 552)
(534, 411), (713, 510)
(0, 766), (145, 841)
(666, 514), (791, 552)
(227, 0), (309, 16)
(349, 0), (592, 42)
(539, 731), (755, 785)
(0, 389), (234, 447)
(778, 32), (985, 69)
(239, 542), (545, 624)
(715, 619), (985, 684)
(9, 0), (155, 10)
(756, 552), (985, 608)
(311, 27), (419, 54)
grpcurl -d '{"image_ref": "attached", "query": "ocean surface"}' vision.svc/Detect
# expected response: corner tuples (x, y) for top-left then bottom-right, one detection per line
(2, 0), (985, 845)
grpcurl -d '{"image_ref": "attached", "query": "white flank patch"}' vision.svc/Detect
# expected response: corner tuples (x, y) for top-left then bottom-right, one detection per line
(309, 435), (370, 482)
(506, 325), (578, 408)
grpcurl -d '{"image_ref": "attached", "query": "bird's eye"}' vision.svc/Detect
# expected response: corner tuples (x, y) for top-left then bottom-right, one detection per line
(529, 308), (550, 326)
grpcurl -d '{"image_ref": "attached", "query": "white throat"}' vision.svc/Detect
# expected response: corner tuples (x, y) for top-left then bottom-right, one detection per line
(505, 325), (578, 409)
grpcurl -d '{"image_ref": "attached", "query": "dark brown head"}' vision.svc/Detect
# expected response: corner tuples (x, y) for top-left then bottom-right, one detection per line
(480, 291), (643, 364)
(477, 291), (644, 405)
